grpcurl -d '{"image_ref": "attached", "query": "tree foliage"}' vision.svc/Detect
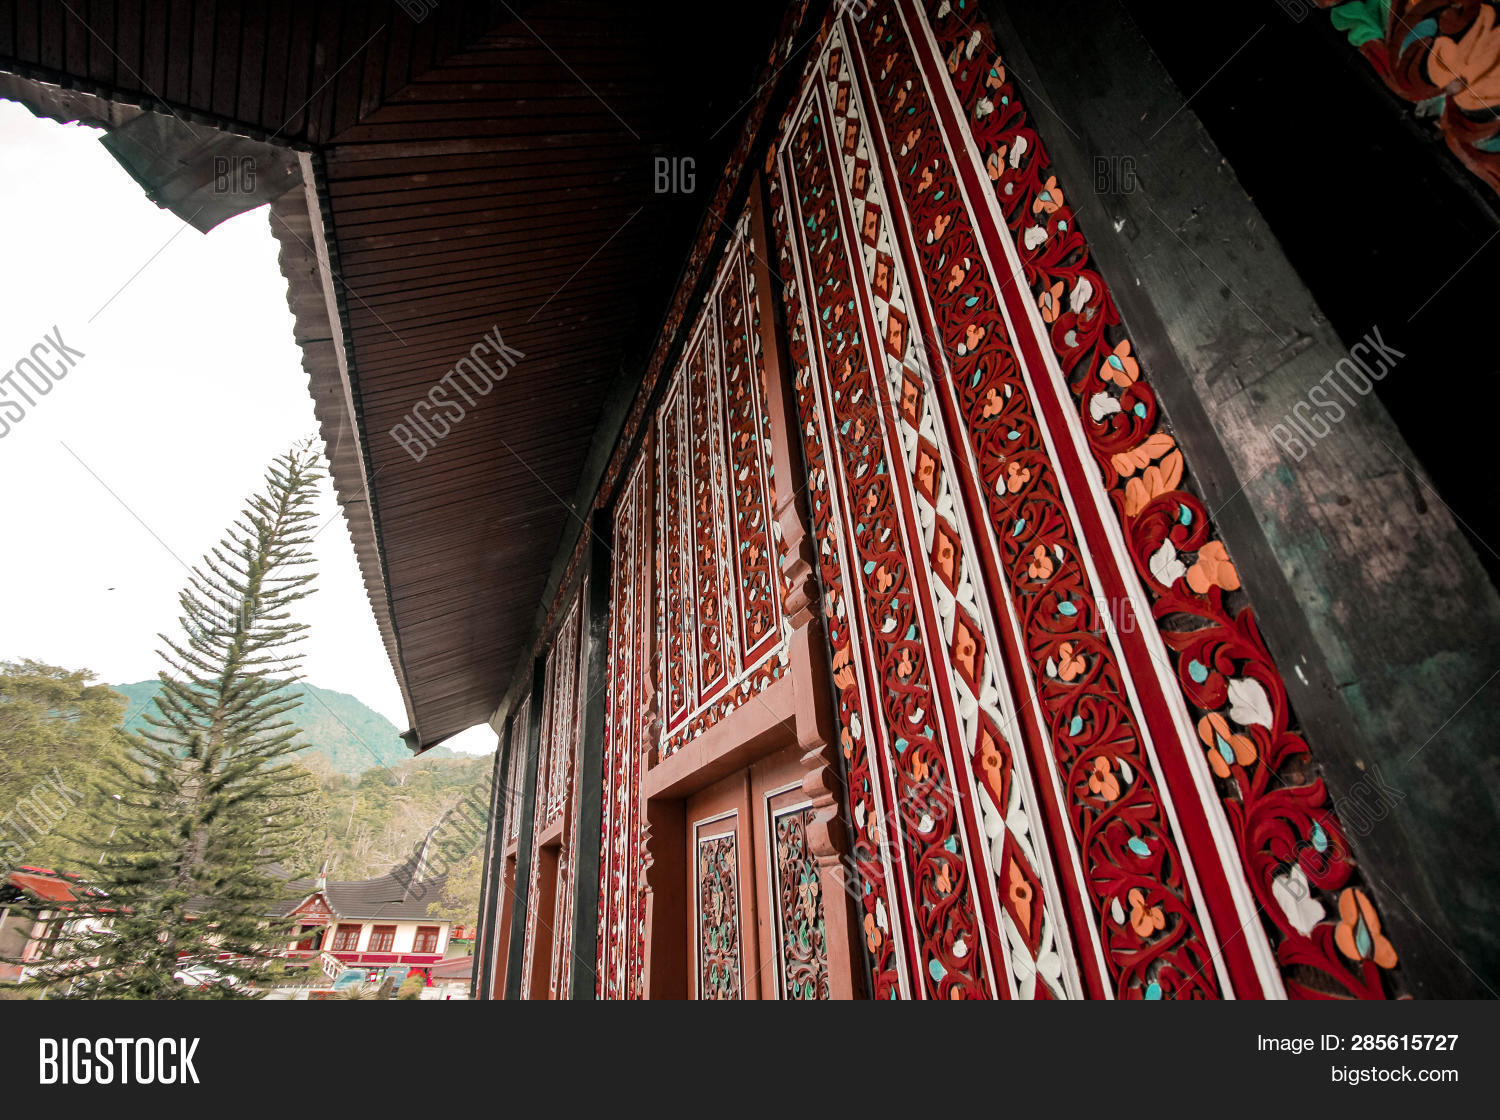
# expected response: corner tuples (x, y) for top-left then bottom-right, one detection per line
(20, 443), (326, 998)
(0, 660), (125, 875)
(319, 753), (491, 882)
(397, 972), (425, 999)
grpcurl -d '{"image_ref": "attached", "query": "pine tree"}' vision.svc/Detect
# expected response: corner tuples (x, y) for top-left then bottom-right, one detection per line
(23, 442), (325, 999)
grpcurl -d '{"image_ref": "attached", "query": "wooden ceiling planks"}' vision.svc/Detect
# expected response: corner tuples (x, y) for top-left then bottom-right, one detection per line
(306, 1), (775, 746)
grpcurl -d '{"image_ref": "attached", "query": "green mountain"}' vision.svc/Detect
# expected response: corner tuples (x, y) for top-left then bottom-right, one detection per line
(111, 679), (445, 774)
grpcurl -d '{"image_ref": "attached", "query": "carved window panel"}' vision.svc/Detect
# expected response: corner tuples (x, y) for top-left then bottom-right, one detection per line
(596, 452), (653, 999)
(549, 582), (588, 1000)
(656, 214), (790, 760)
(504, 695), (530, 848)
(540, 597), (583, 828)
(771, 32), (1081, 999)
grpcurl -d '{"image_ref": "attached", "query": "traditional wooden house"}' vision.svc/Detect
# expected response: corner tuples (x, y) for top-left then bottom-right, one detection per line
(276, 868), (456, 976)
(3, 0), (1497, 999)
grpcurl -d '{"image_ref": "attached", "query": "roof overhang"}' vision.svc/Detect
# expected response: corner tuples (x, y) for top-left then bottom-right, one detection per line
(0, 1), (791, 751)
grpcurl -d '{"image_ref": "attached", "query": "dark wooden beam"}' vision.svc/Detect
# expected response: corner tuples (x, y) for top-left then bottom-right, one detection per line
(565, 514), (612, 999)
(503, 658), (546, 999)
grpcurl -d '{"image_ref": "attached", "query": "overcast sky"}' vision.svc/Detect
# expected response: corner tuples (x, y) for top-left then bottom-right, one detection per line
(0, 101), (495, 757)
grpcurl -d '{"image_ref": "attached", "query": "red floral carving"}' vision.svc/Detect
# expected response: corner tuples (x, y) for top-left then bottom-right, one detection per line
(927, 0), (1397, 998)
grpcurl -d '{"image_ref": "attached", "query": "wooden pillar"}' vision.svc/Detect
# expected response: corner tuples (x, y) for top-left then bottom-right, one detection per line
(473, 719), (510, 1000)
(503, 658), (547, 1000)
(566, 515), (613, 999)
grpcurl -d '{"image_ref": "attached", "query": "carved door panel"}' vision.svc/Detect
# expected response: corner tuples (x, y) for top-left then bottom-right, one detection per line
(750, 749), (832, 1001)
(686, 772), (754, 1000)
(685, 748), (833, 1000)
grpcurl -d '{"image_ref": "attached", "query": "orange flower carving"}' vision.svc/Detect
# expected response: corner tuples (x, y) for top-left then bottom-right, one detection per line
(1027, 544), (1055, 581)
(1196, 712), (1256, 780)
(986, 60), (1006, 90)
(885, 313), (906, 356)
(832, 645), (856, 691)
(1087, 756), (1121, 801)
(1038, 280), (1065, 323)
(1102, 339), (1140, 388)
(1186, 540), (1241, 594)
(864, 912), (883, 952)
(896, 648), (916, 680)
(935, 864), (952, 894)
(1334, 888), (1398, 969)
(1128, 887), (1167, 939)
(1123, 450), (1184, 517)
(1111, 432), (1176, 477)
(1057, 641), (1087, 681)
(1006, 460), (1032, 493)
(1032, 174), (1064, 216)
(1429, 7), (1500, 112)
(985, 148), (1007, 182)
(948, 263), (966, 292)
(954, 627), (977, 679)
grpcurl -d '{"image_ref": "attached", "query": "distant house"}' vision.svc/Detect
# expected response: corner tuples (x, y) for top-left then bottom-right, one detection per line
(1, 856), (461, 992)
(0, 867), (107, 984)
(276, 844), (458, 983)
(279, 873), (454, 970)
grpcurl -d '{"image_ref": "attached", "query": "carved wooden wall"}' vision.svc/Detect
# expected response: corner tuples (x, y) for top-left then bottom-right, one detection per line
(594, 216), (798, 997)
(596, 454), (653, 999)
(518, 592), (585, 999)
(760, 0), (1399, 999)
(527, 0), (1402, 1002)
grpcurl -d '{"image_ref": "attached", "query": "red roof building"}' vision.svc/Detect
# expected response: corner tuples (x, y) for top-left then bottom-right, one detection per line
(0, 867), (93, 984)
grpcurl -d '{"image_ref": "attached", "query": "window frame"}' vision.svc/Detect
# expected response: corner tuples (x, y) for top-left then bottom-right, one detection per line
(368, 925), (397, 953)
(330, 923), (362, 952)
